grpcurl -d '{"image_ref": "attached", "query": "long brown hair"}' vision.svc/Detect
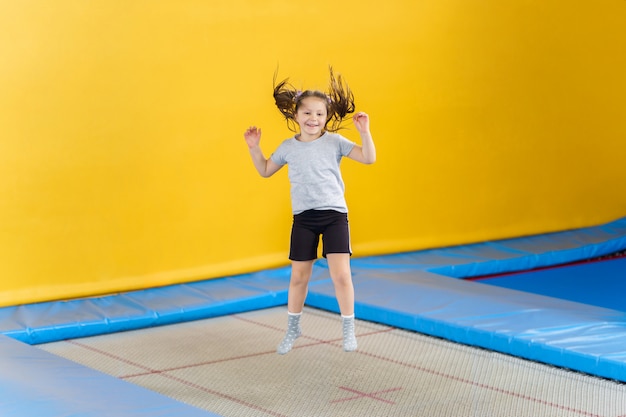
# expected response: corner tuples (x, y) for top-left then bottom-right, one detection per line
(273, 67), (355, 132)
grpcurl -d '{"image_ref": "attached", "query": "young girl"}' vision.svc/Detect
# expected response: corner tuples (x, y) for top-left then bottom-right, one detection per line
(243, 68), (376, 354)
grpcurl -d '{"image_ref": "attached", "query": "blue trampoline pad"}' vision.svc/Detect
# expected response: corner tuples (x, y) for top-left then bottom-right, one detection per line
(475, 257), (626, 312)
(0, 334), (218, 417)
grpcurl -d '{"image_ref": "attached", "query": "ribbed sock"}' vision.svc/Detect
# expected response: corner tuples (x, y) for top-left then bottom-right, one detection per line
(342, 314), (357, 352)
(277, 312), (302, 355)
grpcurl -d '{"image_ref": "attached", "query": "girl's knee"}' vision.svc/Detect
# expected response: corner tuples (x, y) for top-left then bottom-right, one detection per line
(291, 273), (310, 287)
(291, 260), (314, 284)
(331, 269), (353, 287)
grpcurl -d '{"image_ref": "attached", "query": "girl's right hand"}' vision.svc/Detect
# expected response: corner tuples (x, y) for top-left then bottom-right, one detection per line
(244, 126), (262, 148)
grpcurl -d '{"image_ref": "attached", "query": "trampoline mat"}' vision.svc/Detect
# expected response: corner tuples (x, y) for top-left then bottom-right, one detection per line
(39, 306), (626, 417)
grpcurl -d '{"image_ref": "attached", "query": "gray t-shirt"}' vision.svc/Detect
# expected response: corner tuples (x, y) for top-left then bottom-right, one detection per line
(270, 132), (356, 214)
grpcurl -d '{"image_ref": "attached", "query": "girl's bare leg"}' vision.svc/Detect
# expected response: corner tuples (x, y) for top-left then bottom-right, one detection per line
(326, 253), (354, 315)
(287, 260), (314, 313)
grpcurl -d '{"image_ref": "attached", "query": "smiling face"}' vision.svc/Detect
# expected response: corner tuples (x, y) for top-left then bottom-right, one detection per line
(294, 96), (329, 140)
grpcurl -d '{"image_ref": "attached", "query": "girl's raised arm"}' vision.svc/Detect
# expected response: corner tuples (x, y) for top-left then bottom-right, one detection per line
(244, 126), (283, 177)
(347, 112), (376, 164)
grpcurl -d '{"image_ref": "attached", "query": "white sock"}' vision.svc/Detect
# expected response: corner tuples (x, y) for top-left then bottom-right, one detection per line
(342, 314), (357, 352)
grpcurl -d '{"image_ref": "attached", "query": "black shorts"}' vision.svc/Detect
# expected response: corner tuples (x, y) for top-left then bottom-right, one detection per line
(289, 209), (352, 261)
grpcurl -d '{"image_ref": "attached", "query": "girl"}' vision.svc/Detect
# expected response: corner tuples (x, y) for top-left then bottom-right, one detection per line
(243, 68), (376, 354)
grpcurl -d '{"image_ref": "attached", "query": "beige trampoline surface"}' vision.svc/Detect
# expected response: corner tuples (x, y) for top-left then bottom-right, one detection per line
(39, 306), (626, 417)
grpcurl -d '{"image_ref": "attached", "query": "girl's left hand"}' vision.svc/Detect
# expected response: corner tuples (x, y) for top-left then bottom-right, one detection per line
(353, 112), (370, 133)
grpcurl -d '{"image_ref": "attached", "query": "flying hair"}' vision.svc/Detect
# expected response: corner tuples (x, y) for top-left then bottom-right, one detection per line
(273, 67), (356, 133)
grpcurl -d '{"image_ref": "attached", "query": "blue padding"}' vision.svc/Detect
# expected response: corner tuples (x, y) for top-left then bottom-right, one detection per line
(478, 257), (626, 312)
(0, 334), (219, 417)
(427, 217), (626, 278)
(307, 268), (626, 381)
(0, 267), (292, 344)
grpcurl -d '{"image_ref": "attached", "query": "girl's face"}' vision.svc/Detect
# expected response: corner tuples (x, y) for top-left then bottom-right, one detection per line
(295, 97), (328, 139)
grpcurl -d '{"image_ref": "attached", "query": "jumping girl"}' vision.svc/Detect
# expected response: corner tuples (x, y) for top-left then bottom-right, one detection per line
(243, 68), (376, 354)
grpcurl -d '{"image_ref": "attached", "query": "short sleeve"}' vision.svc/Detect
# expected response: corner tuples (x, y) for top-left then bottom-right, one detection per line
(270, 141), (289, 165)
(338, 134), (356, 157)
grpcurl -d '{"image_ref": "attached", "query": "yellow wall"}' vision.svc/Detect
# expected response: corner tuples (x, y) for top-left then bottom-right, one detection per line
(1, 0), (625, 307)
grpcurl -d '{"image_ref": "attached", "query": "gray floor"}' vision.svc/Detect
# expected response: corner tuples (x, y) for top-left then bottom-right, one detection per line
(39, 306), (626, 417)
